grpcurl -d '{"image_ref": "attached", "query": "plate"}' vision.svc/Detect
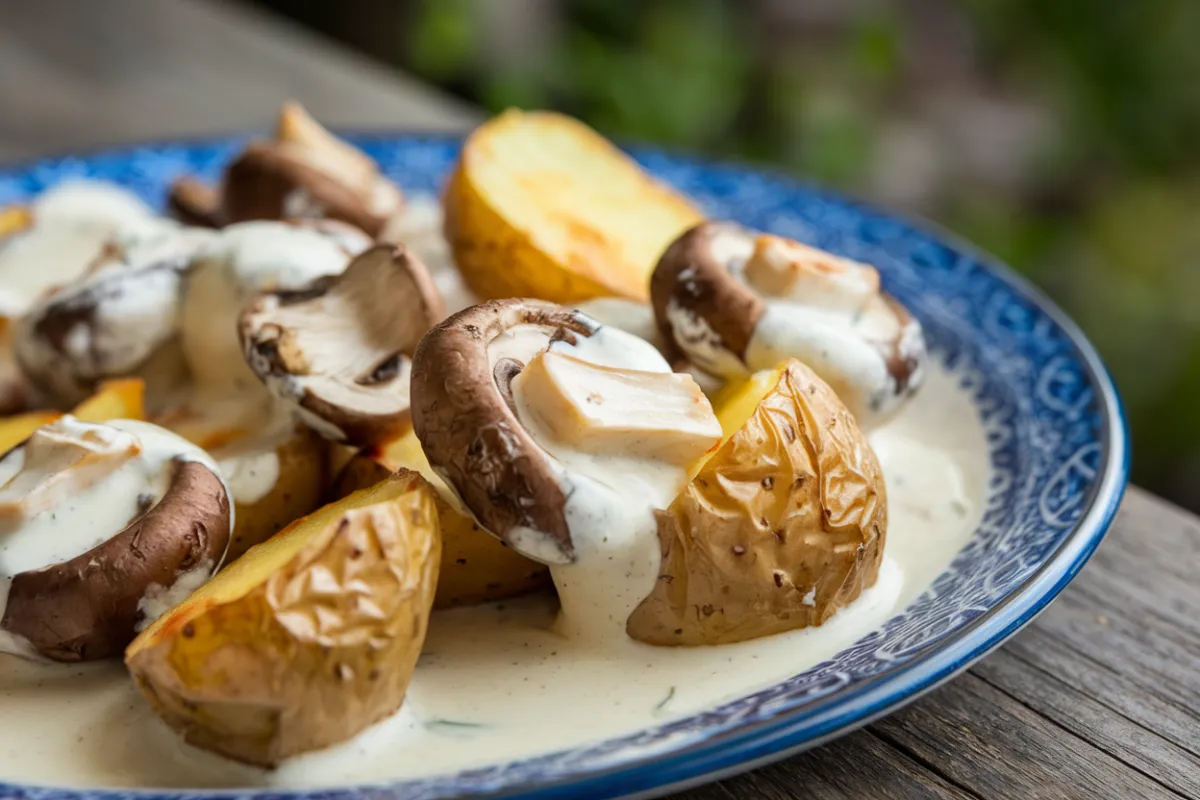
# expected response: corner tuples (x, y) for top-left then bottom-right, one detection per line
(0, 135), (1129, 800)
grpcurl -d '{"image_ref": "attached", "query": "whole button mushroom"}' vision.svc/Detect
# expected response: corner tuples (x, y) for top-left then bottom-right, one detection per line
(169, 103), (404, 238)
(651, 221), (927, 428)
(0, 417), (233, 662)
(239, 243), (446, 447)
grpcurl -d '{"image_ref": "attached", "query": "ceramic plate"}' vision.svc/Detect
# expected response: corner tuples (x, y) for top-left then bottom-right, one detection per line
(0, 135), (1129, 800)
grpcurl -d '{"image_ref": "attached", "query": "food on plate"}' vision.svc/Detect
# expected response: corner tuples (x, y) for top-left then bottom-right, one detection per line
(443, 110), (703, 304)
(125, 471), (440, 767)
(12, 224), (212, 407)
(180, 218), (371, 402)
(651, 221), (927, 427)
(0, 378), (146, 454)
(333, 425), (551, 608)
(0, 318), (33, 415)
(70, 378), (147, 423)
(411, 299), (726, 640)
(240, 244), (445, 447)
(0, 417), (232, 662)
(210, 426), (330, 564)
(626, 360), (887, 645)
(0, 180), (157, 317)
(410, 298), (702, 564)
(168, 102), (404, 237)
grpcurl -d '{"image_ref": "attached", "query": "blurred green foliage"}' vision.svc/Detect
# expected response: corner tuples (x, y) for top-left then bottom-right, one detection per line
(401, 0), (1200, 504)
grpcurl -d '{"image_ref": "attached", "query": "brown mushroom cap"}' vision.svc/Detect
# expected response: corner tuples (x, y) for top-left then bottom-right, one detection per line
(649, 221), (764, 369)
(240, 244), (446, 447)
(410, 299), (602, 564)
(166, 104), (403, 236)
(651, 220), (927, 424)
(1, 457), (231, 662)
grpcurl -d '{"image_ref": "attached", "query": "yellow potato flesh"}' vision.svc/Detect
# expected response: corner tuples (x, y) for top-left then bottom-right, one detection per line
(448, 110), (703, 303)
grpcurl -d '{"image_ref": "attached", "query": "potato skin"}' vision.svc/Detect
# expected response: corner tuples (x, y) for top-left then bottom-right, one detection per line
(443, 111), (703, 304)
(334, 453), (551, 609)
(627, 361), (887, 646)
(223, 427), (330, 564)
(125, 472), (440, 767)
(3, 460), (231, 662)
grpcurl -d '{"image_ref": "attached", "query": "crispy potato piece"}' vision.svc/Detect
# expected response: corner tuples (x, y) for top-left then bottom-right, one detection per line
(150, 407), (331, 565)
(0, 411), (62, 454)
(444, 110), (703, 303)
(0, 205), (31, 238)
(126, 472), (441, 767)
(213, 427), (331, 564)
(627, 360), (887, 645)
(0, 379), (147, 453)
(334, 427), (551, 609)
(71, 378), (146, 422)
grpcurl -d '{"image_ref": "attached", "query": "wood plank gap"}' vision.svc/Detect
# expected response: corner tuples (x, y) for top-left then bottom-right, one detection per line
(866, 729), (989, 800)
(971, 663), (1194, 800)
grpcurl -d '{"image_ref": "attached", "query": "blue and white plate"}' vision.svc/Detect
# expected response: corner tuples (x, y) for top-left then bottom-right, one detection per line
(0, 136), (1129, 800)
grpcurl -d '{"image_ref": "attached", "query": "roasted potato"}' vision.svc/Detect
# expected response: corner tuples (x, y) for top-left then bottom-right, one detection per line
(126, 471), (441, 767)
(627, 359), (887, 645)
(0, 378), (146, 453)
(211, 427), (331, 564)
(334, 426), (551, 608)
(443, 110), (703, 304)
(151, 406), (332, 564)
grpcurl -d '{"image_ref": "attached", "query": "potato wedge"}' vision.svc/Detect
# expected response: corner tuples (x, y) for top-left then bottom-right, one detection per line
(0, 411), (61, 454)
(126, 471), (441, 767)
(70, 378), (146, 422)
(627, 360), (887, 645)
(211, 427), (331, 564)
(444, 110), (703, 303)
(334, 427), (551, 608)
(0, 379), (147, 454)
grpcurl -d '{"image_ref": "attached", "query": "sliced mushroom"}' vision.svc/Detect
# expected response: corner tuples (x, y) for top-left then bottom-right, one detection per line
(0, 417), (232, 662)
(651, 221), (927, 428)
(168, 103), (404, 237)
(240, 244), (446, 447)
(410, 298), (706, 565)
(181, 219), (370, 399)
(13, 226), (213, 406)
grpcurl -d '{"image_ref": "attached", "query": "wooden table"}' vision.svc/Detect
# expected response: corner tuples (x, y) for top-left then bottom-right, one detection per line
(2, 1), (1196, 797)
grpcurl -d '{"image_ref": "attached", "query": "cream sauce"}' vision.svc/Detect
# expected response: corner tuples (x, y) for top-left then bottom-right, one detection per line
(383, 196), (479, 315)
(0, 363), (984, 788)
(0, 182), (158, 315)
(0, 418), (230, 657)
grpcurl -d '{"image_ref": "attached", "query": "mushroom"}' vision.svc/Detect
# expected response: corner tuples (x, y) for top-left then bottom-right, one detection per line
(240, 243), (446, 447)
(180, 218), (371, 400)
(13, 225), (214, 407)
(651, 221), (927, 428)
(0, 417), (232, 662)
(0, 181), (159, 317)
(169, 103), (404, 237)
(410, 299), (718, 565)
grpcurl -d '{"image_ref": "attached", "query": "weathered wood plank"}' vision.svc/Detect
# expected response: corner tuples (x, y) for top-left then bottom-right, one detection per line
(0, 0), (477, 163)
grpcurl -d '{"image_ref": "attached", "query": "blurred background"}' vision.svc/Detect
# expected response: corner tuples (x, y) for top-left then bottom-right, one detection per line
(260, 1), (1197, 508)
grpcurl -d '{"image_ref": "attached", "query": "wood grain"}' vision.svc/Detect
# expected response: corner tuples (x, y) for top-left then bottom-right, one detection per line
(1, 2), (1195, 797)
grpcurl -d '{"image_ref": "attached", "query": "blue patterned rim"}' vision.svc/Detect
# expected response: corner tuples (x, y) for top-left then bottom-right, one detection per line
(0, 135), (1129, 800)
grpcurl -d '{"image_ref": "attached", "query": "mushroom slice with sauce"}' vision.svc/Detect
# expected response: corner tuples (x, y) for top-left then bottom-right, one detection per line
(0, 417), (232, 662)
(13, 225), (213, 407)
(240, 244), (446, 447)
(410, 299), (719, 566)
(169, 103), (404, 237)
(651, 221), (927, 428)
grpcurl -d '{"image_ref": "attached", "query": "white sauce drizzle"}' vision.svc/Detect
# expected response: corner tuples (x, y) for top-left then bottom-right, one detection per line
(0, 363), (984, 788)
(382, 195), (479, 314)
(0, 418), (231, 657)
